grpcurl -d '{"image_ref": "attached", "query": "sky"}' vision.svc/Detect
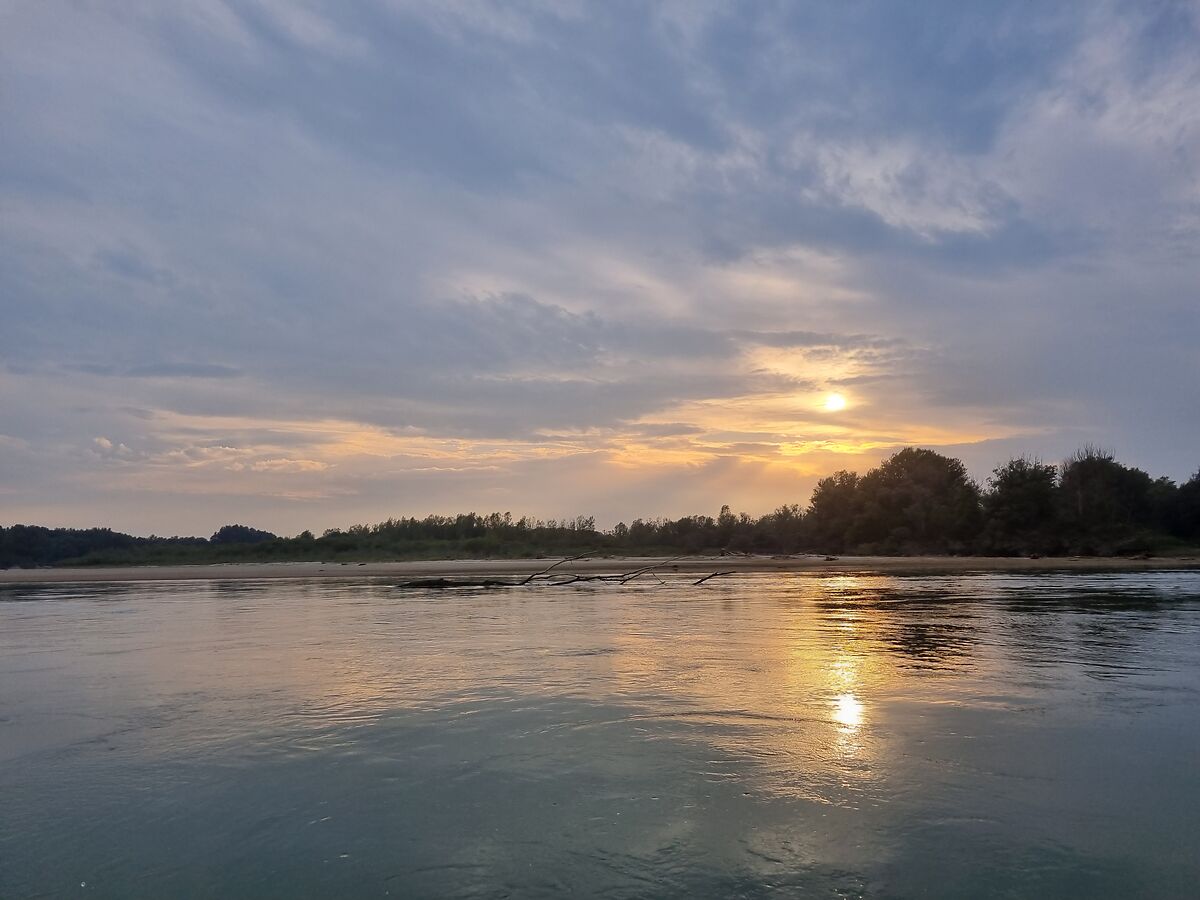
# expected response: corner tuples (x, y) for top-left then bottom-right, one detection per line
(2, 1), (1198, 537)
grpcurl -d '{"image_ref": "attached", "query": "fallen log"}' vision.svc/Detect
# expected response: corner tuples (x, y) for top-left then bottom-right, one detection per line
(395, 554), (706, 592)
(396, 577), (517, 589)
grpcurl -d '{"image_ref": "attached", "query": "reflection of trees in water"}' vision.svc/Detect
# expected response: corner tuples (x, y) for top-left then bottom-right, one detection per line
(1000, 598), (1173, 677)
(883, 618), (976, 668)
(1073, 620), (1163, 679)
(811, 588), (980, 671)
(1003, 588), (1178, 615)
(802, 573), (1200, 676)
(984, 579), (1200, 678)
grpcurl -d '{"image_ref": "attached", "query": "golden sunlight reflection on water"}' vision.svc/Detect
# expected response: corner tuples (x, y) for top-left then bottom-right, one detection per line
(123, 572), (912, 801)
(832, 693), (864, 730)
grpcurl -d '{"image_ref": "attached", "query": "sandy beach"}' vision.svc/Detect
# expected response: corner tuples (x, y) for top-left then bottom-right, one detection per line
(2, 554), (1198, 585)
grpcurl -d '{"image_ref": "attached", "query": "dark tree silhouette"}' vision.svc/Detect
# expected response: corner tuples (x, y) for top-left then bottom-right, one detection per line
(1057, 447), (1155, 552)
(3, 448), (1198, 568)
(210, 524), (278, 544)
(1172, 470), (1200, 540)
(846, 448), (982, 553)
(805, 471), (862, 553)
(982, 458), (1059, 554)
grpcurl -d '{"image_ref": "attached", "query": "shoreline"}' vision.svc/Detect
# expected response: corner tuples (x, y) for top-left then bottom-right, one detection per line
(2, 554), (1199, 585)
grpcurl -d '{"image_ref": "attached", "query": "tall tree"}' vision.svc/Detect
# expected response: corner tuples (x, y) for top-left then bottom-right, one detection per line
(982, 458), (1059, 554)
(850, 448), (982, 553)
(1175, 470), (1200, 540)
(804, 471), (861, 552)
(1057, 447), (1154, 550)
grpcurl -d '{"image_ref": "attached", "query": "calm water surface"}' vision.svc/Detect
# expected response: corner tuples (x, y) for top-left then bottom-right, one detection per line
(2, 571), (1199, 898)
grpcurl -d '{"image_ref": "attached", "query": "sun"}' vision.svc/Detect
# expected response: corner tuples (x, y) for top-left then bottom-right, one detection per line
(822, 393), (848, 412)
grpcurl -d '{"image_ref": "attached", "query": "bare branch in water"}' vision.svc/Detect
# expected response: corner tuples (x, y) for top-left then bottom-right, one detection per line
(395, 554), (700, 591)
(519, 550), (598, 585)
(620, 556), (685, 584)
(693, 571), (735, 585)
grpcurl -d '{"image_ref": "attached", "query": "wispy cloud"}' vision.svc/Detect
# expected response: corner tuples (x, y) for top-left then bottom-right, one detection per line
(1, 0), (1196, 533)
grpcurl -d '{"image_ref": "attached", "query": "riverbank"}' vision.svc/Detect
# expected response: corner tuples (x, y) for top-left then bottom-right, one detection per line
(3, 554), (1199, 584)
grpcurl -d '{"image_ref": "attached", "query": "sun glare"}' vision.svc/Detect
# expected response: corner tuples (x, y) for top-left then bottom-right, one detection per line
(822, 393), (848, 412)
(832, 693), (864, 730)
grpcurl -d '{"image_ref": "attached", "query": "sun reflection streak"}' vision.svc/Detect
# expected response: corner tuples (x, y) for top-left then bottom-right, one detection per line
(832, 693), (865, 731)
(821, 592), (870, 760)
(829, 655), (859, 689)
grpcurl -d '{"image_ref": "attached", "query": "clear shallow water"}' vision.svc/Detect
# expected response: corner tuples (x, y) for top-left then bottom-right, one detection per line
(2, 572), (1199, 899)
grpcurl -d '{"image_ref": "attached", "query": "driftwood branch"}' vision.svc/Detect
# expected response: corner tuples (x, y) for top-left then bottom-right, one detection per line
(396, 553), (716, 592)
(693, 571), (734, 585)
(519, 550), (597, 585)
(619, 555), (684, 584)
(396, 551), (598, 591)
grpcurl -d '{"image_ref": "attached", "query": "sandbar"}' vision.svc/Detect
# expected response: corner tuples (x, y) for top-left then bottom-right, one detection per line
(2, 554), (1198, 585)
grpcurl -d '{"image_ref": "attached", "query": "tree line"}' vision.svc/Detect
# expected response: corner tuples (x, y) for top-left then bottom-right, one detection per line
(2, 447), (1197, 568)
(806, 447), (1198, 556)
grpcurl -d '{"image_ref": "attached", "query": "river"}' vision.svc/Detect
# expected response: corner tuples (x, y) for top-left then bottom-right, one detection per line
(2, 571), (1198, 898)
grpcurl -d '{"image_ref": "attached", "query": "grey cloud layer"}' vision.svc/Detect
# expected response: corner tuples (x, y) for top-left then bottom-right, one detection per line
(2, 0), (1197, 532)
